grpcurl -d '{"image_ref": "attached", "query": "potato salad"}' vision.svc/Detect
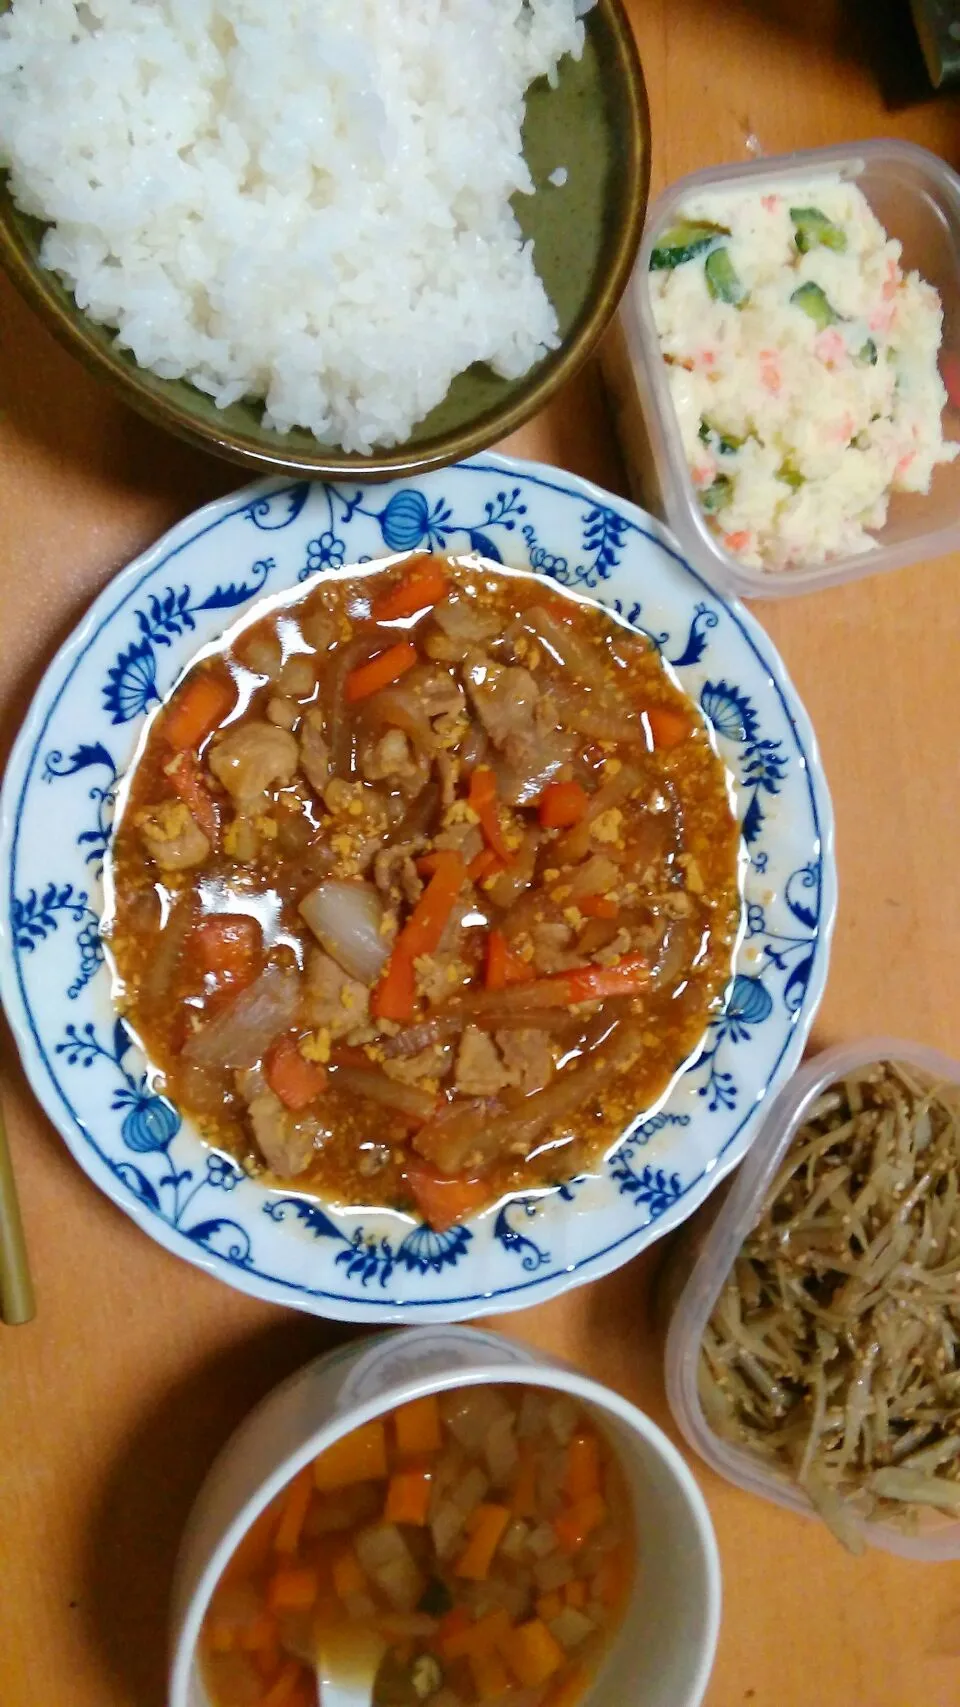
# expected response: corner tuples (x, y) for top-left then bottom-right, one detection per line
(649, 176), (958, 570)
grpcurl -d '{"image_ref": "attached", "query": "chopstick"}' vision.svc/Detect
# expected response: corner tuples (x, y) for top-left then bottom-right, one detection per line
(0, 1098), (35, 1325)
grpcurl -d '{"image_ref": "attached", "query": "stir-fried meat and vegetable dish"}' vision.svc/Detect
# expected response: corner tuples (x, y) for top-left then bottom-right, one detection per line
(700, 1060), (960, 1550)
(105, 555), (740, 1227)
(200, 1384), (633, 1707)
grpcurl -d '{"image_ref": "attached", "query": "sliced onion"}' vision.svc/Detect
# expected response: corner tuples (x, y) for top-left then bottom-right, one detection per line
(182, 964), (300, 1070)
(554, 764), (645, 865)
(521, 603), (611, 688)
(551, 682), (647, 743)
(139, 890), (196, 1018)
(484, 827), (539, 909)
(329, 634), (385, 774)
(364, 685), (435, 752)
(492, 746), (572, 808)
(299, 880), (390, 983)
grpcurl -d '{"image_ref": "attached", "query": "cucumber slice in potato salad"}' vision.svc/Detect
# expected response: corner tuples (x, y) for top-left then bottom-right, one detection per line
(704, 246), (748, 305)
(649, 219), (730, 270)
(790, 205), (847, 254)
(790, 279), (841, 329)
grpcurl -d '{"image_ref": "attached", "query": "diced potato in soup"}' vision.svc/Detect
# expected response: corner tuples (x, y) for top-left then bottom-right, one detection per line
(199, 1384), (634, 1707)
(104, 556), (740, 1225)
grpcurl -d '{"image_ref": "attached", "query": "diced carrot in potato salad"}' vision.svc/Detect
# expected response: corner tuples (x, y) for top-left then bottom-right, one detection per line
(200, 1384), (633, 1707)
(105, 556), (740, 1222)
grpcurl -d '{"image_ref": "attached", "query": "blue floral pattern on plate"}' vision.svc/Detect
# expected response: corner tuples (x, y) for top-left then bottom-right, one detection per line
(0, 457), (836, 1323)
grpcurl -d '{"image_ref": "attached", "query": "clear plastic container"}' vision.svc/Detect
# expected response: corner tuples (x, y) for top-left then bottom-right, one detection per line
(605, 140), (960, 598)
(661, 1037), (960, 1560)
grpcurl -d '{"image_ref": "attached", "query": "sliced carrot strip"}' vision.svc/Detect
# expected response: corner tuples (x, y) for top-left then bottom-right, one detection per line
(384, 1463), (433, 1526)
(553, 1491), (607, 1554)
(313, 1419), (388, 1490)
(440, 1606), (512, 1662)
(478, 955), (648, 1011)
(434, 1605), (473, 1654)
(395, 850), (465, 961)
(193, 913), (262, 993)
(536, 1592), (564, 1624)
(467, 766), (511, 861)
(538, 779), (588, 830)
(406, 1162), (489, 1233)
(455, 1504), (511, 1580)
(485, 928), (535, 992)
(372, 851), (465, 1022)
(561, 954), (648, 1004)
(265, 1033), (328, 1111)
(394, 1393), (443, 1456)
(564, 1432), (601, 1502)
(469, 1647), (512, 1700)
(162, 666), (235, 752)
(467, 847), (502, 883)
(267, 1566), (319, 1612)
(577, 894), (618, 920)
(371, 559), (449, 622)
(501, 1618), (565, 1689)
(643, 704), (689, 749)
(345, 640), (418, 702)
(273, 1466), (313, 1555)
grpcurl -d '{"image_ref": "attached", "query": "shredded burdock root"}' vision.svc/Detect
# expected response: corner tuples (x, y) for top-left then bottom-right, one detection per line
(699, 1059), (960, 1552)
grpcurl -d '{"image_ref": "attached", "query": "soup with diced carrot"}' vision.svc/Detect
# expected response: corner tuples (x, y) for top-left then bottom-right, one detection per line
(200, 1384), (633, 1707)
(105, 555), (740, 1226)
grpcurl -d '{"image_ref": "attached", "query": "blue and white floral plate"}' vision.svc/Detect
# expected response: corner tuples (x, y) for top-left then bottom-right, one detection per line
(0, 456), (836, 1322)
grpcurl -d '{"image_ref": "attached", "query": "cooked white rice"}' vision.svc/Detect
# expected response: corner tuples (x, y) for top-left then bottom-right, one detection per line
(0, 0), (593, 451)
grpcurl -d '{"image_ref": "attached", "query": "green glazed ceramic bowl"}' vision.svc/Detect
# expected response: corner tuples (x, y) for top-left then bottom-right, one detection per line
(0, 1), (649, 479)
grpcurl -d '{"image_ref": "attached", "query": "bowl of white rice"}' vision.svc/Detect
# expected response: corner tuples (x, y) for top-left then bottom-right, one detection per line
(0, 0), (649, 477)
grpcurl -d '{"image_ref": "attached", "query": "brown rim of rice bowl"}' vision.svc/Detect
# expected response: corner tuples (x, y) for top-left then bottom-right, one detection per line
(0, 0), (650, 480)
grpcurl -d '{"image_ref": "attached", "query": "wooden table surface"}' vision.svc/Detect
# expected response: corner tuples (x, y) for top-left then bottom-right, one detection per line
(2, 4), (959, 1704)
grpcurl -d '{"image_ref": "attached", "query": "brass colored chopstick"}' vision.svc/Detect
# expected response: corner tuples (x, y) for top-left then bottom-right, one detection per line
(0, 1100), (35, 1325)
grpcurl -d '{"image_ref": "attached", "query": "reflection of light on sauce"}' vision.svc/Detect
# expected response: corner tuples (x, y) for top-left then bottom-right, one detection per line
(223, 663), (268, 724)
(461, 908), (488, 929)
(276, 615), (311, 658)
(527, 1132), (576, 1163)
(557, 1011), (620, 1073)
(692, 926), (712, 968)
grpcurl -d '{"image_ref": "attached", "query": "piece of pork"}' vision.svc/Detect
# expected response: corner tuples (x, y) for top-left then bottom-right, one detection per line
(302, 947), (371, 1040)
(135, 800), (210, 871)
(208, 722), (299, 812)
